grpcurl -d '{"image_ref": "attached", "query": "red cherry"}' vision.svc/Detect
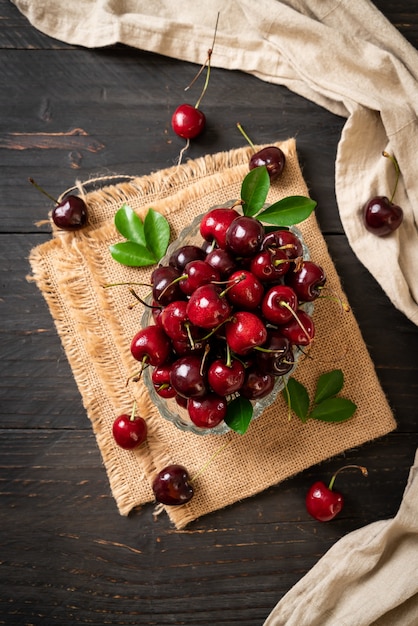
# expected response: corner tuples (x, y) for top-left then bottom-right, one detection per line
(152, 464), (194, 506)
(225, 311), (267, 355)
(261, 285), (298, 325)
(171, 103), (206, 139)
(306, 465), (368, 522)
(200, 207), (240, 249)
(226, 270), (264, 311)
(287, 260), (326, 302)
(187, 393), (227, 429)
(280, 309), (315, 346)
(249, 146), (286, 181)
(29, 177), (88, 231)
(112, 407), (147, 450)
(151, 363), (177, 399)
(186, 283), (232, 330)
(363, 196), (403, 236)
(130, 325), (171, 367)
(207, 357), (245, 396)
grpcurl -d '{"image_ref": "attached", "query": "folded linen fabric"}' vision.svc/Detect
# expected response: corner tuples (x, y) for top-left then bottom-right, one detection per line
(12, 0), (418, 326)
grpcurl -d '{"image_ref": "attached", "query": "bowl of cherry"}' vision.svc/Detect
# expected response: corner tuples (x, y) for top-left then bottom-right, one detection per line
(136, 204), (319, 435)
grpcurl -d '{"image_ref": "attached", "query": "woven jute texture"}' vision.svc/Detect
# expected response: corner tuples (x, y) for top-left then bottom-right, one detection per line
(28, 139), (396, 529)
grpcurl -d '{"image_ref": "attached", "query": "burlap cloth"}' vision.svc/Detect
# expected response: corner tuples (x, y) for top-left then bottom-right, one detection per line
(29, 140), (395, 529)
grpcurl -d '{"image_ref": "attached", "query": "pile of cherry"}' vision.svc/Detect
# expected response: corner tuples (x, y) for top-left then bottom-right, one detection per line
(129, 203), (325, 432)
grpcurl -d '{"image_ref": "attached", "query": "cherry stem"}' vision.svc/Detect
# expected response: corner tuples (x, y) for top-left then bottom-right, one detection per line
(29, 177), (58, 204)
(129, 288), (161, 309)
(236, 122), (255, 149)
(279, 301), (312, 344)
(191, 438), (233, 483)
(225, 343), (232, 368)
(194, 12), (219, 110)
(185, 322), (195, 350)
(130, 400), (137, 422)
(382, 151), (400, 203)
(328, 464), (368, 491)
(103, 281), (152, 289)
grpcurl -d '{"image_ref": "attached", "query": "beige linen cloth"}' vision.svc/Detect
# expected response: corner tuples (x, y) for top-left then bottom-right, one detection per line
(15, 1), (418, 624)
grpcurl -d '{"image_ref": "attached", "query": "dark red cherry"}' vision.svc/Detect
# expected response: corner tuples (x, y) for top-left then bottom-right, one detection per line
(112, 412), (147, 450)
(225, 311), (267, 355)
(179, 260), (220, 296)
(363, 196), (403, 236)
(250, 248), (290, 282)
(249, 146), (286, 181)
(205, 248), (237, 278)
(186, 283), (232, 330)
(151, 266), (184, 306)
(287, 261), (326, 302)
(171, 103), (206, 139)
(187, 393), (227, 429)
(152, 464), (194, 506)
(130, 325), (171, 367)
(207, 358), (245, 396)
(255, 331), (295, 376)
(262, 229), (303, 260)
(169, 244), (206, 271)
(226, 270), (264, 310)
(240, 367), (275, 400)
(200, 207), (240, 249)
(170, 355), (208, 398)
(52, 196), (88, 230)
(225, 216), (265, 257)
(160, 301), (190, 342)
(280, 310), (315, 346)
(261, 285), (298, 325)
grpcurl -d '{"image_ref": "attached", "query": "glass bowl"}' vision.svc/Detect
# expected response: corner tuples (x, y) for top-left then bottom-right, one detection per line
(141, 205), (313, 435)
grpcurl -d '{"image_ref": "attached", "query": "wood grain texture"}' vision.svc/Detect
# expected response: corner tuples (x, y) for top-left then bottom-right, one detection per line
(1, 1), (418, 624)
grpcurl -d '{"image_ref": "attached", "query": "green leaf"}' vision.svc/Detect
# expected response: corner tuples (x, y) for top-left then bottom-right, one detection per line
(257, 196), (316, 226)
(241, 166), (270, 216)
(310, 397), (357, 423)
(314, 369), (344, 404)
(109, 241), (157, 267)
(114, 204), (146, 245)
(144, 209), (170, 261)
(282, 377), (310, 422)
(224, 396), (254, 434)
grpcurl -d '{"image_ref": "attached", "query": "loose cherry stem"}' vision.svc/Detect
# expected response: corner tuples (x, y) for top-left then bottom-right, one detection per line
(29, 177), (59, 204)
(187, 12), (220, 110)
(129, 400), (137, 422)
(190, 438), (233, 482)
(236, 122), (255, 149)
(382, 151), (400, 203)
(328, 464), (368, 491)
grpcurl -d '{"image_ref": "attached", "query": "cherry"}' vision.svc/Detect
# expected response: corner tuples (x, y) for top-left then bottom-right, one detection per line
(29, 177), (88, 231)
(170, 354), (208, 398)
(250, 248), (290, 282)
(179, 260), (220, 296)
(171, 103), (206, 139)
(152, 464), (194, 506)
(280, 309), (315, 346)
(249, 146), (286, 181)
(225, 216), (265, 257)
(255, 331), (295, 376)
(225, 311), (267, 355)
(160, 300), (190, 342)
(261, 229), (303, 260)
(205, 248), (237, 278)
(236, 124), (286, 181)
(306, 465), (368, 522)
(200, 207), (240, 249)
(151, 266), (184, 306)
(187, 392), (227, 428)
(363, 152), (403, 236)
(226, 270), (264, 310)
(151, 363), (177, 399)
(207, 357), (245, 396)
(186, 283), (232, 329)
(240, 367), (275, 400)
(169, 244), (206, 271)
(287, 260), (326, 302)
(131, 325), (171, 367)
(112, 403), (147, 450)
(261, 285), (299, 325)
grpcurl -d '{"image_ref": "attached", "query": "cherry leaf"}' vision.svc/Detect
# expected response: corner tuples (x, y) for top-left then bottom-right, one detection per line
(241, 166), (270, 217)
(109, 241), (157, 267)
(257, 196), (316, 226)
(224, 396), (254, 434)
(283, 377), (310, 422)
(310, 397), (357, 423)
(314, 369), (344, 404)
(114, 204), (146, 246)
(144, 209), (170, 261)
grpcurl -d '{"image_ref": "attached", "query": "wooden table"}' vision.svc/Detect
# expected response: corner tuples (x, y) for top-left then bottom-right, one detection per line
(1, 2), (418, 624)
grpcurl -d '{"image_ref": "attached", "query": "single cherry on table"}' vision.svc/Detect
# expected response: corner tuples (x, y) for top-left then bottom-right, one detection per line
(306, 464), (368, 521)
